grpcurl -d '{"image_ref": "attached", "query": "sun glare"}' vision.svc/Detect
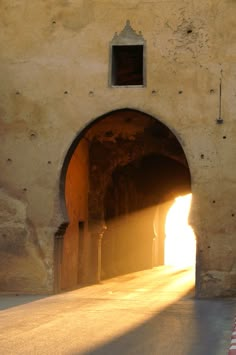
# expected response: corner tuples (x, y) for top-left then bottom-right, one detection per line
(164, 193), (196, 268)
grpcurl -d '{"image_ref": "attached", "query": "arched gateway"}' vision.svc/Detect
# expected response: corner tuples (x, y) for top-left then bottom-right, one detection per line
(55, 109), (194, 293)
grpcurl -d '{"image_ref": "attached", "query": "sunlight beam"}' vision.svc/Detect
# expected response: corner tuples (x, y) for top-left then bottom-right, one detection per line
(164, 194), (196, 268)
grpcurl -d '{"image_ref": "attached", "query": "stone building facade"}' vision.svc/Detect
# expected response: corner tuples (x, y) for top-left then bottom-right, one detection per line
(0, 0), (236, 297)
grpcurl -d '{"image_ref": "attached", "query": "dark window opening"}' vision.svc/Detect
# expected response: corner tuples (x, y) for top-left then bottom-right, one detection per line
(111, 45), (144, 86)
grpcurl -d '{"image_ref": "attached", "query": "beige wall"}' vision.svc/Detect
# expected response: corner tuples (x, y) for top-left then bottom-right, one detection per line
(0, 0), (236, 296)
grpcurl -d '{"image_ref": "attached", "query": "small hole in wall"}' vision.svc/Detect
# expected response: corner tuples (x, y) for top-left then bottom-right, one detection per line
(187, 29), (192, 34)
(212, 200), (216, 204)
(200, 154), (204, 159)
(105, 131), (113, 138)
(125, 117), (132, 123)
(48, 161), (52, 165)
(23, 188), (27, 192)
(64, 91), (68, 95)
(178, 90), (183, 94)
(210, 89), (215, 94)
(207, 246), (211, 249)
(15, 91), (20, 95)
(7, 158), (12, 163)
(151, 90), (157, 95)
(89, 91), (94, 97)
(232, 213), (235, 217)
(52, 20), (56, 24)
(30, 132), (37, 139)
(223, 136), (227, 139)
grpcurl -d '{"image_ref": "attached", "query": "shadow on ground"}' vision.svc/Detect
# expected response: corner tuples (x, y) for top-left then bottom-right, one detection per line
(0, 295), (47, 310)
(75, 289), (235, 355)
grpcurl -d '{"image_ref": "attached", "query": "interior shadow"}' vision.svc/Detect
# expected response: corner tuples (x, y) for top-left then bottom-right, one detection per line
(102, 154), (191, 280)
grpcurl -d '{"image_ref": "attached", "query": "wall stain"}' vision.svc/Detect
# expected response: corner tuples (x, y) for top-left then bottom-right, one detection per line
(57, 0), (94, 32)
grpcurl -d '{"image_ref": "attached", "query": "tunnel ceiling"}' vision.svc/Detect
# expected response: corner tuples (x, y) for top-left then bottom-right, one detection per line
(85, 109), (188, 168)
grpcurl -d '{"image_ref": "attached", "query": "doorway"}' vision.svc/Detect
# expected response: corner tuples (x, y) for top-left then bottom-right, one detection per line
(58, 109), (194, 292)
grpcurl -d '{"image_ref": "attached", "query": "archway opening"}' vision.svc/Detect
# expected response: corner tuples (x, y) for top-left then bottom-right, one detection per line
(164, 193), (196, 268)
(58, 109), (195, 293)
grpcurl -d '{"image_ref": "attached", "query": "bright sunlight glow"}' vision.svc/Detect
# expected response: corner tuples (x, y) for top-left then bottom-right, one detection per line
(164, 193), (196, 268)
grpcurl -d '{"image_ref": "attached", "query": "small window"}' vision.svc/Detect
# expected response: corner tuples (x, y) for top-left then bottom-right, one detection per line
(109, 21), (146, 87)
(111, 45), (143, 86)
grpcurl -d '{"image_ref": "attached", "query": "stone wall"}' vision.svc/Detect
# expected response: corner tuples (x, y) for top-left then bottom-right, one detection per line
(0, 0), (235, 296)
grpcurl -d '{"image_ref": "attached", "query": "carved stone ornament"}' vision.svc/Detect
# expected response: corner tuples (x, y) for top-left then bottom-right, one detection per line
(111, 20), (145, 45)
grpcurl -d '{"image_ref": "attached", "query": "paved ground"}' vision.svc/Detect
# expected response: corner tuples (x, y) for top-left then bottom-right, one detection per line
(0, 266), (235, 355)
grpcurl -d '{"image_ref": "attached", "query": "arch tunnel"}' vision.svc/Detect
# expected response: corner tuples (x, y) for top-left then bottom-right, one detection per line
(56, 109), (195, 292)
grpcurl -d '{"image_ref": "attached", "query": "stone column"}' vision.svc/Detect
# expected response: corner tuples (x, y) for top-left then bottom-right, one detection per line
(53, 222), (68, 293)
(90, 222), (107, 283)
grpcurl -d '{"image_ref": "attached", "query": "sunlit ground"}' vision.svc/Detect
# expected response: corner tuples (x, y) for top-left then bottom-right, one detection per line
(165, 193), (196, 268)
(0, 266), (196, 355)
(0, 196), (198, 353)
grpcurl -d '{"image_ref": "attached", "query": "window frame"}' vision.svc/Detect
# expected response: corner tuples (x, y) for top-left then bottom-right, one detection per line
(109, 21), (146, 88)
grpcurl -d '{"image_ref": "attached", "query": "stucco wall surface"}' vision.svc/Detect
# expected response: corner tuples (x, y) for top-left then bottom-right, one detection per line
(0, 0), (235, 296)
